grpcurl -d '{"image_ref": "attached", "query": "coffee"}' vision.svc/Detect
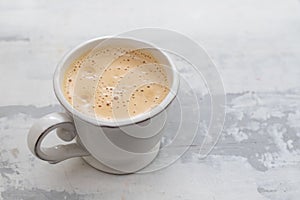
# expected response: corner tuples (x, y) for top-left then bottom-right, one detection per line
(63, 46), (170, 120)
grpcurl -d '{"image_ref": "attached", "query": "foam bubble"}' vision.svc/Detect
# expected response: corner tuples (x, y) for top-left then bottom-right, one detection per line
(63, 47), (170, 120)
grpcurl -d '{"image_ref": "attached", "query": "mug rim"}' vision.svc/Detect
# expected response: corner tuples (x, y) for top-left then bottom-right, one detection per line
(53, 36), (179, 127)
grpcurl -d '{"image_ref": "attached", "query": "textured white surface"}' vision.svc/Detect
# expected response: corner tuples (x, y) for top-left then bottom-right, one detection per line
(0, 0), (300, 199)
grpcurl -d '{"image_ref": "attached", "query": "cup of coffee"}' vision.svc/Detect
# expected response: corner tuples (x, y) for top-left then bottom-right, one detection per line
(27, 37), (179, 174)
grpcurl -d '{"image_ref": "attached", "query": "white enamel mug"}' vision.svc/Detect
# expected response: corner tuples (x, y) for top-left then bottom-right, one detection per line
(27, 37), (179, 174)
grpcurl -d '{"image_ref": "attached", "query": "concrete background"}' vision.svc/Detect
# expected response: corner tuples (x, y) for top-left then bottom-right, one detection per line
(0, 0), (300, 199)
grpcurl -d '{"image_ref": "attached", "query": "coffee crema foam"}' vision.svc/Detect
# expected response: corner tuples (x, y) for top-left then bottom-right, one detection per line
(63, 46), (170, 120)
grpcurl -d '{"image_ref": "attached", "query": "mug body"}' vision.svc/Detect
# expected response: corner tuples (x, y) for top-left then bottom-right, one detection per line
(53, 37), (179, 173)
(73, 112), (165, 173)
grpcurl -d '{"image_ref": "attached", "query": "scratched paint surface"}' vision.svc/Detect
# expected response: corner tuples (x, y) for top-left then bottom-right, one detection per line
(1, 0), (300, 199)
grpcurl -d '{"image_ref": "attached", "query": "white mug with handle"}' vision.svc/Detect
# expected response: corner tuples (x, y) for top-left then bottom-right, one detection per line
(27, 37), (179, 174)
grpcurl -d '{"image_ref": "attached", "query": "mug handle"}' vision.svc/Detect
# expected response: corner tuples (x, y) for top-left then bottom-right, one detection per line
(27, 112), (89, 164)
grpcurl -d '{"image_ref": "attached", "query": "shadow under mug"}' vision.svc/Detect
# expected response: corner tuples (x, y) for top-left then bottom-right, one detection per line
(27, 37), (180, 174)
